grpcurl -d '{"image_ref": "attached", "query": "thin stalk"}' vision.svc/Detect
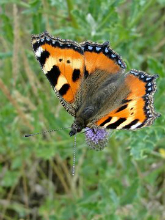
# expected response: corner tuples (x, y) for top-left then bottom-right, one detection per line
(66, 0), (79, 29)
(0, 79), (34, 130)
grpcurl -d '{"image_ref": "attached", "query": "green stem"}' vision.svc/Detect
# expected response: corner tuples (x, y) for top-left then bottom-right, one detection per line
(66, 0), (79, 29)
(129, 0), (156, 29)
(97, 9), (113, 31)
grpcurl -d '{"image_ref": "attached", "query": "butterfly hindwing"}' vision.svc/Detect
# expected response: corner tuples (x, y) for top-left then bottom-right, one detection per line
(31, 32), (85, 116)
(96, 69), (160, 130)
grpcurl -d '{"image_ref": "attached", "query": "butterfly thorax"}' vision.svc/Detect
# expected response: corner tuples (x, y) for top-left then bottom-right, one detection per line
(69, 106), (95, 136)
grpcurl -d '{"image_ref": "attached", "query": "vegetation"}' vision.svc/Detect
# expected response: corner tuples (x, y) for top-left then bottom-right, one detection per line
(0, 0), (165, 219)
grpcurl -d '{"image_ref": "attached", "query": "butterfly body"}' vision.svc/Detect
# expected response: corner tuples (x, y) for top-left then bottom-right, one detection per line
(70, 73), (129, 135)
(31, 32), (160, 143)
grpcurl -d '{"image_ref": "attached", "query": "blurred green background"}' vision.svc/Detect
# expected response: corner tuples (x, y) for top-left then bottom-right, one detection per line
(0, 0), (165, 219)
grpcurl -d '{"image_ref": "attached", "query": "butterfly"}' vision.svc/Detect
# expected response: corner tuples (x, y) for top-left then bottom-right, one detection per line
(31, 31), (160, 150)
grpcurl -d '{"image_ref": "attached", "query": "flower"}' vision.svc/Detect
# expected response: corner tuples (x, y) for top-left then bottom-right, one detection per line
(159, 148), (165, 158)
(85, 127), (109, 150)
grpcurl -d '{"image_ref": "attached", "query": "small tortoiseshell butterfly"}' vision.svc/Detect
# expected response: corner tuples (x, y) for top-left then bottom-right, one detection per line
(31, 31), (160, 150)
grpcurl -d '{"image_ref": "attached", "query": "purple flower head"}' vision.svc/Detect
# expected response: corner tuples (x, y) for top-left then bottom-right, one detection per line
(85, 127), (109, 150)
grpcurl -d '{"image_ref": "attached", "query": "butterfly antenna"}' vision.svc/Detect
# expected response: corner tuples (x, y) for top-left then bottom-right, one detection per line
(72, 134), (77, 176)
(24, 127), (71, 137)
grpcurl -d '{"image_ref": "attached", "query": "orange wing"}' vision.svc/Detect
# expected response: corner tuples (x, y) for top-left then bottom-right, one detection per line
(31, 32), (85, 115)
(96, 70), (160, 130)
(80, 41), (126, 77)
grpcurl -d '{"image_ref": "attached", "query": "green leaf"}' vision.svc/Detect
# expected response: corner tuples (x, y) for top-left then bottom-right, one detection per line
(147, 57), (165, 77)
(120, 179), (139, 205)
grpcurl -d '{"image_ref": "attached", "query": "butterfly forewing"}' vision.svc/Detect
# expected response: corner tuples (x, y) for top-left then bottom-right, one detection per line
(80, 41), (126, 77)
(31, 32), (85, 116)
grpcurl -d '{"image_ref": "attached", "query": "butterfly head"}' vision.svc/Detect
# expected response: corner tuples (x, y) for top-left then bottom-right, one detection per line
(69, 119), (84, 136)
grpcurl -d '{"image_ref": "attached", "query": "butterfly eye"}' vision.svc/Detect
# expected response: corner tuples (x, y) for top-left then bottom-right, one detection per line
(67, 60), (70, 63)
(77, 127), (82, 132)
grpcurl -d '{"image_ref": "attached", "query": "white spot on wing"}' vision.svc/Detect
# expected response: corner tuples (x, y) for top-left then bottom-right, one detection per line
(131, 122), (141, 130)
(130, 70), (138, 75)
(96, 47), (101, 51)
(105, 47), (108, 53)
(118, 60), (122, 65)
(111, 53), (116, 58)
(88, 46), (93, 50)
(35, 47), (44, 57)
